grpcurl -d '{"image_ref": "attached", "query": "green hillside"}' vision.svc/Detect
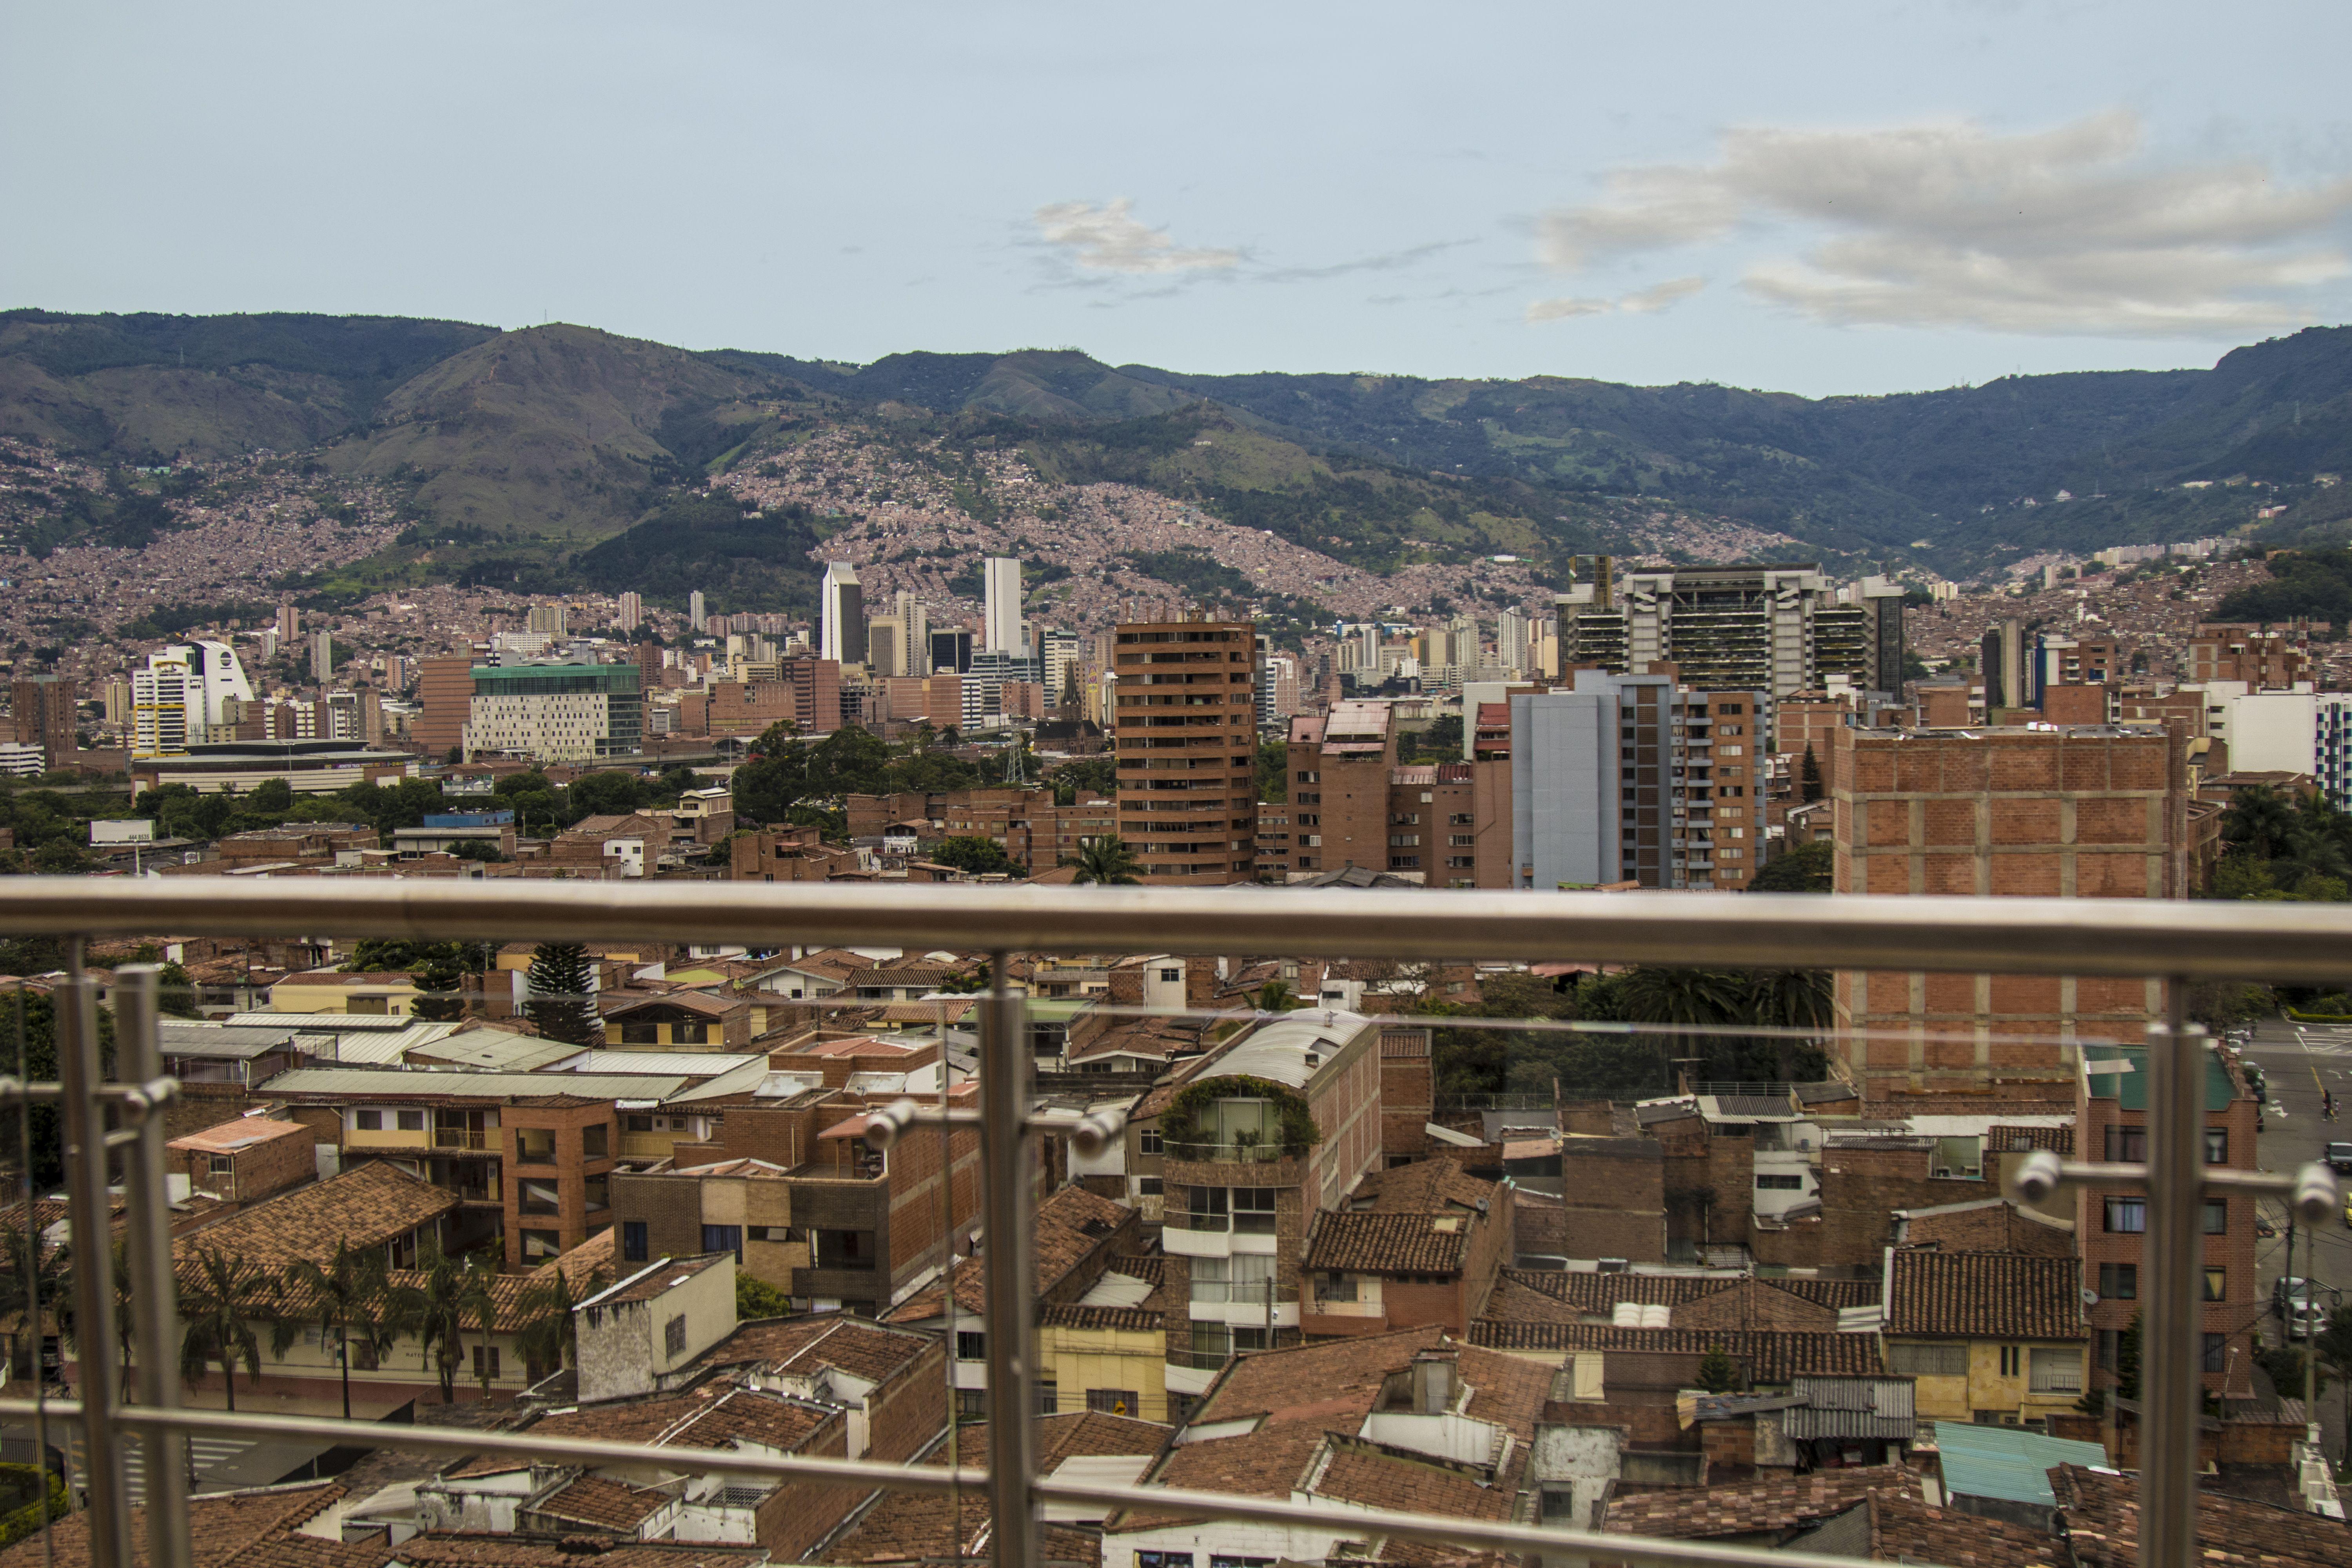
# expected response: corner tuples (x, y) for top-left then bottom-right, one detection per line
(9, 309), (2352, 586)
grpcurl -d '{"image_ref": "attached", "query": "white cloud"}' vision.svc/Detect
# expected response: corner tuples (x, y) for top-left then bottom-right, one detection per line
(1033, 198), (1240, 274)
(1526, 276), (1705, 323)
(1535, 112), (2352, 336)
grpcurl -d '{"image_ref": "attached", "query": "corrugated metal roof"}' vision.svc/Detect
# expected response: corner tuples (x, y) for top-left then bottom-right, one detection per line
(260, 1067), (691, 1100)
(227, 1011), (443, 1033)
(666, 1058), (785, 1103)
(1783, 1376), (1916, 1439)
(555, 1051), (764, 1077)
(158, 1023), (296, 1059)
(407, 1033), (581, 1072)
(1933, 1420), (2105, 1506)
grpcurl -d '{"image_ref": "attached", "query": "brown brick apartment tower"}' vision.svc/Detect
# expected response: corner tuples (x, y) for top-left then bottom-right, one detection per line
(1113, 614), (1259, 885)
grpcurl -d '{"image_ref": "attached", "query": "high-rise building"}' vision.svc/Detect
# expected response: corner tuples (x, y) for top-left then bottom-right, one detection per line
(1981, 618), (2027, 711)
(930, 628), (974, 675)
(1508, 670), (1767, 891)
(275, 603), (301, 645)
(891, 592), (930, 679)
(1829, 721), (2188, 1095)
(616, 592), (644, 633)
(864, 615), (904, 677)
(1040, 629), (1083, 710)
(131, 641), (256, 759)
(1254, 640), (1301, 729)
(1556, 561), (1907, 716)
(526, 604), (569, 638)
(982, 556), (1022, 653)
(9, 675), (76, 769)
(257, 628), (279, 665)
(820, 561), (866, 666)
(689, 590), (708, 633)
(1495, 608), (1529, 674)
(310, 630), (335, 684)
(1112, 614), (1259, 884)
(462, 663), (644, 762)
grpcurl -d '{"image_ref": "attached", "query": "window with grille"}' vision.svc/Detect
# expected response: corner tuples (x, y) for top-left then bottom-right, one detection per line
(2204, 1199), (2228, 1234)
(664, 1314), (688, 1356)
(472, 1345), (500, 1382)
(2029, 1348), (2081, 1392)
(1886, 1343), (1967, 1376)
(1087, 1388), (1138, 1417)
(956, 1330), (985, 1361)
(622, 1221), (648, 1262)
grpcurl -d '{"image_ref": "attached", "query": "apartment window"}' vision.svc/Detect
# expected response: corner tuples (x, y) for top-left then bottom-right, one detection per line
(1885, 1343), (1967, 1376)
(1321, 1271), (1358, 1303)
(2097, 1330), (2121, 1370)
(1755, 1174), (1804, 1191)
(1138, 1176), (1163, 1196)
(2203, 1267), (2227, 1303)
(521, 1229), (561, 1261)
(2103, 1125), (2146, 1162)
(520, 1180), (560, 1216)
(1448, 834), (1474, 847)
(1449, 813), (1474, 825)
(471, 1345), (501, 1383)
(620, 1022), (659, 1045)
(1035, 1381), (1059, 1416)
(2204, 1199), (2228, 1234)
(354, 1110), (382, 1131)
(675, 1021), (710, 1045)
(582, 1124), (609, 1158)
(622, 1221), (648, 1262)
(1138, 1127), (1163, 1156)
(664, 1314), (688, 1356)
(625, 1114), (655, 1132)
(2103, 1196), (2146, 1233)
(1232, 1188), (1277, 1233)
(397, 1110), (425, 1132)
(1137, 1555), (1195, 1568)
(2029, 1348), (2082, 1394)
(1087, 1388), (1139, 1417)
(208, 1154), (234, 1176)
(956, 1389), (988, 1420)
(2205, 1128), (2228, 1164)
(2098, 1262), (2136, 1300)
(1999, 1345), (2021, 1378)
(2202, 1333), (2226, 1373)
(703, 1224), (744, 1262)
(956, 1330), (986, 1361)
(1160, 968), (1181, 984)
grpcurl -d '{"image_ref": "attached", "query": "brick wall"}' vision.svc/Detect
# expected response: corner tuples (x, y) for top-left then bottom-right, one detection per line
(1379, 1029), (1433, 1160)
(865, 1338), (949, 1464)
(1753, 1145), (1998, 1271)
(172, 1121), (316, 1205)
(754, 1412), (861, 1561)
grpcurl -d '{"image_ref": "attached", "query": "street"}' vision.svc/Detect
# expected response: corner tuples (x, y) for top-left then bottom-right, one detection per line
(2244, 1013), (2352, 1462)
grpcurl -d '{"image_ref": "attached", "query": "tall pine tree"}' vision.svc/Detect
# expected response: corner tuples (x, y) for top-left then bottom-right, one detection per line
(412, 945), (469, 1024)
(523, 943), (600, 1046)
(1800, 744), (1824, 803)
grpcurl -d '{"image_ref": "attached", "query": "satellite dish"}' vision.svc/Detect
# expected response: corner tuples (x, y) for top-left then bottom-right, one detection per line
(2082, 1289), (2100, 1307)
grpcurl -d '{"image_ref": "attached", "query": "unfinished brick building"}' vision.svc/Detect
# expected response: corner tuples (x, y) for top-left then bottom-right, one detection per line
(1830, 724), (2188, 1099)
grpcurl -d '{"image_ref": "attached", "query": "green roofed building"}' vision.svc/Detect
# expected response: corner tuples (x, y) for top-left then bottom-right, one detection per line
(462, 662), (643, 762)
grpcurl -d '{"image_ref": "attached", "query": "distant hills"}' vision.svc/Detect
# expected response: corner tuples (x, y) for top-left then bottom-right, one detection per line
(9, 307), (2352, 598)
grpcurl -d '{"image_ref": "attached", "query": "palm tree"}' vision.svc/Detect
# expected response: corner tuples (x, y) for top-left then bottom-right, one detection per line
(179, 1248), (268, 1411)
(463, 1258), (504, 1403)
(276, 1239), (392, 1421)
(389, 1238), (472, 1404)
(0, 1222), (66, 1384)
(2223, 784), (2298, 864)
(1252, 979), (1301, 1013)
(1741, 969), (1834, 1080)
(1617, 966), (1748, 1091)
(512, 1264), (585, 1383)
(1070, 835), (1143, 886)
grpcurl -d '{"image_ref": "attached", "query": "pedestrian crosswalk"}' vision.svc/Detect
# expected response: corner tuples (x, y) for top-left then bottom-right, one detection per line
(2294, 1029), (2352, 1058)
(112, 1434), (256, 1504)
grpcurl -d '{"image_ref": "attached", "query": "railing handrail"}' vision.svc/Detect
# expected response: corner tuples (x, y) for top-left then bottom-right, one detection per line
(6, 875), (2352, 979)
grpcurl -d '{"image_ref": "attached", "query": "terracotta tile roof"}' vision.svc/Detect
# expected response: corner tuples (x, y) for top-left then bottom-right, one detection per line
(698, 1315), (933, 1384)
(1039, 1304), (1163, 1332)
(397, 1537), (765, 1568)
(170, 1161), (456, 1274)
(1885, 1250), (2084, 1339)
(1195, 1326), (1449, 1426)
(529, 1475), (673, 1532)
(0, 1481), (348, 1568)
(1865, 1487), (2067, 1567)
(1985, 1123), (2076, 1155)
(1494, 1268), (1878, 1312)
(1476, 1276), (1583, 1326)
(823, 1413), (1165, 1566)
(1137, 1422), (1328, 1514)
(526, 1227), (618, 1295)
(1308, 1439), (1511, 1520)
(1348, 1158), (1495, 1214)
(2052, 1463), (2351, 1568)
(1306, 1210), (1471, 1274)
(1465, 1322), (1884, 1380)
(522, 1385), (837, 1455)
(1602, 1465), (1916, 1537)
(889, 1183), (1132, 1321)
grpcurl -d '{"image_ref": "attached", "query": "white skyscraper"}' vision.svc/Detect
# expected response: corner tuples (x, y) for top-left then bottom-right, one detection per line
(310, 630), (335, 683)
(616, 591), (643, 632)
(820, 561), (866, 665)
(983, 556), (1022, 653)
(131, 640), (256, 758)
(689, 590), (708, 632)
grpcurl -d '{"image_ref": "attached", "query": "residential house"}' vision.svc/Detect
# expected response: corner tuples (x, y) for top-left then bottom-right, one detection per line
(1882, 1249), (2087, 1430)
(1301, 1158), (1506, 1338)
(167, 1115), (317, 1207)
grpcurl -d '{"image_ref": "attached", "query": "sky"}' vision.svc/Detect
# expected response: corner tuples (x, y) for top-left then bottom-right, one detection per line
(7, 1), (2352, 396)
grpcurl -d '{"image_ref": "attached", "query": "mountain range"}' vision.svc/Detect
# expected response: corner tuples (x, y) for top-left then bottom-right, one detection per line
(10, 306), (2352, 604)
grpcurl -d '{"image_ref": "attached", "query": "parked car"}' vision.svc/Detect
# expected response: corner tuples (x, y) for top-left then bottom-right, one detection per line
(2277, 1276), (2330, 1339)
(2327, 1142), (2352, 1174)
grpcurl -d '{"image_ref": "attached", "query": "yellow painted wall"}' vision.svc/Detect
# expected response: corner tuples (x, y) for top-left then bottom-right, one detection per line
(1898, 1339), (2086, 1423)
(271, 980), (420, 1016)
(1041, 1326), (1168, 1422)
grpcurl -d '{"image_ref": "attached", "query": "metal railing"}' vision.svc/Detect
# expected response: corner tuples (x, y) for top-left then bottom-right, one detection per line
(5, 877), (2352, 1568)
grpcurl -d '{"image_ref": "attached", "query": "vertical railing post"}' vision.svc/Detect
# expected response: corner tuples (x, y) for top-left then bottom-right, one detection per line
(54, 967), (127, 1568)
(977, 954), (1036, 1568)
(113, 967), (191, 1568)
(2140, 1004), (2205, 1568)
